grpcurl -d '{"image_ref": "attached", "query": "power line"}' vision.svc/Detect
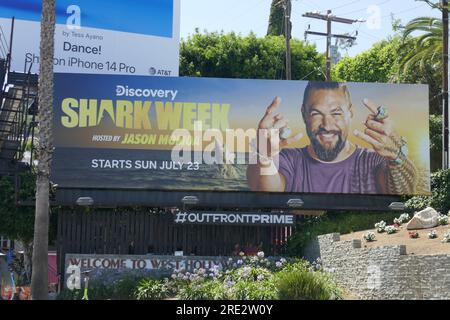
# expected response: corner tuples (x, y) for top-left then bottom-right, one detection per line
(330, 0), (362, 11)
(300, 65), (326, 80)
(226, 0), (268, 25)
(382, 3), (427, 19)
(0, 36), (7, 59)
(0, 25), (9, 53)
(339, 0), (393, 16)
(300, 0), (326, 12)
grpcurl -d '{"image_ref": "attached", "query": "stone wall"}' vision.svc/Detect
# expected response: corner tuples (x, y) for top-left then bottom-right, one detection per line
(305, 233), (450, 300)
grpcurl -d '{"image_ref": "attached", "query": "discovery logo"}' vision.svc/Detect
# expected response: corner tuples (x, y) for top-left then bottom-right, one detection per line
(116, 85), (178, 101)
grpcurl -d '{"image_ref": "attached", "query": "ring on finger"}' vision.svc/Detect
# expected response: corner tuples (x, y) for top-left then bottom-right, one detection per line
(375, 105), (389, 121)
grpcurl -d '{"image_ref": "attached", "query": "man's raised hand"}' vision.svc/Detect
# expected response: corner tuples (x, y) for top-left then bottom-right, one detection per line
(257, 97), (303, 160)
(353, 98), (401, 160)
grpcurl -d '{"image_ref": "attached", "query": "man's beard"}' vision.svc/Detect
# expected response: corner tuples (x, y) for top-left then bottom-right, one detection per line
(308, 128), (346, 162)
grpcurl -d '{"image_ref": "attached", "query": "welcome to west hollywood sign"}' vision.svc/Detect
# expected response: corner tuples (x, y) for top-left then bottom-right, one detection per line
(65, 254), (247, 289)
(64, 254), (282, 289)
(65, 254), (233, 273)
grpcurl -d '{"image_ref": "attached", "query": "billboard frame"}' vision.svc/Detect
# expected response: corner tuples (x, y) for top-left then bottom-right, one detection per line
(55, 188), (405, 212)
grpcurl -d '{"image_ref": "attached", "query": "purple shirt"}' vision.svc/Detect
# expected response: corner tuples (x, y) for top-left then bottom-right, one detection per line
(278, 147), (388, 194)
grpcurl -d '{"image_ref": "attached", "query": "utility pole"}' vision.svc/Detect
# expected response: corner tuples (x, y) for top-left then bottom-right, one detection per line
(303, 10), (360, 81)
(283, 0), (292, 80)
(443, 0), (449, 170)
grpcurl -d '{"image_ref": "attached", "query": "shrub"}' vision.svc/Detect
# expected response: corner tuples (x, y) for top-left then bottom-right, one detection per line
(231, 278), (278, 300)
(385, 226), (398, 234)
(394, 213), (410, 225)
(177, 279), (228, 300)
(135, 279), (171, 300)
(375, 221), (387, 233)
(276, 262), (343, 300)
(363, 232), (376, 242)
(286, 212), (399, 255)
(57, 289), (84, 300)
(406, 170), (450, 212)
(442, 231), (450, 243)
(176, 265), (278, 300)
(428, 230), (438, 239)
(409, 231), (419, 239)
(438, 215), (449, 226)
(58, 271), (147, 300)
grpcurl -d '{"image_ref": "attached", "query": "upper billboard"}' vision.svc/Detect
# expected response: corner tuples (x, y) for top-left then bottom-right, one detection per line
(52, 73), (431, 197)
(0, 0), (180, 76)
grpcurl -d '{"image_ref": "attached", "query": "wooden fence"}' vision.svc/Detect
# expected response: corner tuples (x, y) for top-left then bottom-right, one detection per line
(56, 208), (293, 277)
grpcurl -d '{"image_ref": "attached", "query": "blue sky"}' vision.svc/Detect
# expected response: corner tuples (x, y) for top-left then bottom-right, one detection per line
(180, 0), (441, 57)
(0, 0), (174, 37)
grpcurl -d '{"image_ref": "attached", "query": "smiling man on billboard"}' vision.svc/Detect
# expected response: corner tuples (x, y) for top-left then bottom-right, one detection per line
(247, 81), (418, 195)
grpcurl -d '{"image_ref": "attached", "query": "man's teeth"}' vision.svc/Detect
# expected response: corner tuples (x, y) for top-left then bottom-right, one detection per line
(320, 133), (335, 138)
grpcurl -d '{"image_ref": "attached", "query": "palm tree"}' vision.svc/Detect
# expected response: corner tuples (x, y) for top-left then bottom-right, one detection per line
(31, 0), (55, 300)
(400, 17), (443, 72)
(399, 1), (449, 72)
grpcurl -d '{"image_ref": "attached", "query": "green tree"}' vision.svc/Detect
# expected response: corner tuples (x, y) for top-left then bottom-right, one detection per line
(267, 0), (291, 37)
(0, 173), (36, 283)
(180, 31), (325, 81)
(400, 17), (442, 73)
(31, 0), (55, 300)
(0, 172), (57, 286)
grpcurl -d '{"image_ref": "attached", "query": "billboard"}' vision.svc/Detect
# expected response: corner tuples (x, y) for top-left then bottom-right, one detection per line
(52, 73), (431, 198)
(0, 0), (180, 76)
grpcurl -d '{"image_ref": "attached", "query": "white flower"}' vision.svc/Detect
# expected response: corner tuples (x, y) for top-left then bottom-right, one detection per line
(428, 230), (438, 239)
(257, 274), (265, 281)
(276, 262), (283, 268)
(363, 232), (376, 242)
(237, 259), (243, 265)
(438, 215), (449, 226)
(375, 221), (387, 233)
(442, 231), (450, 243)
(400, 213), (410, 222)
(257, 251), (265, 259)
(385, 225), (398, 234)
(212, 265), (220, 271)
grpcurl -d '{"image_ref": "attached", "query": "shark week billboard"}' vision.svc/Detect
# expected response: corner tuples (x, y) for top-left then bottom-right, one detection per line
(52, 73), (431, 196)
